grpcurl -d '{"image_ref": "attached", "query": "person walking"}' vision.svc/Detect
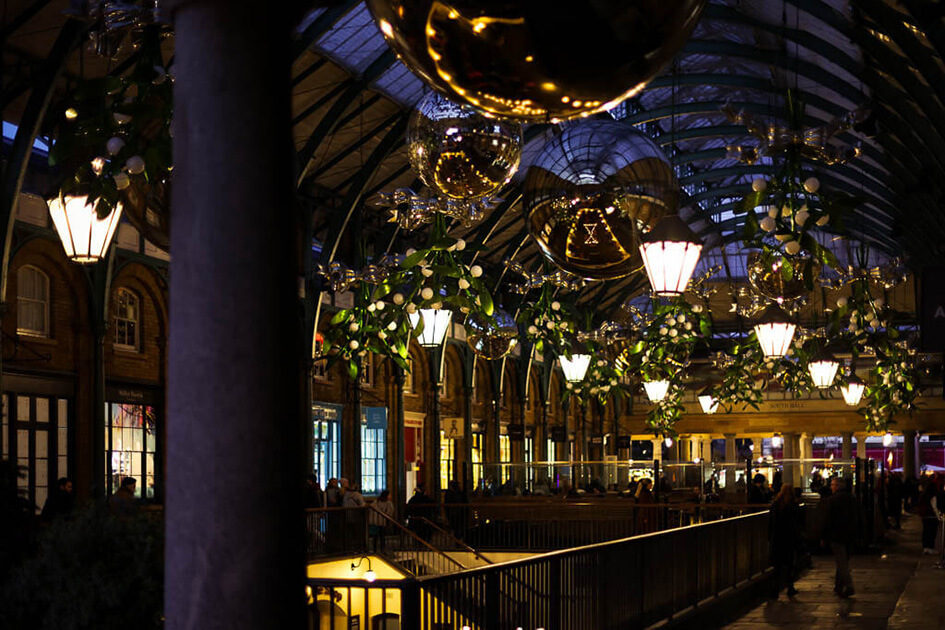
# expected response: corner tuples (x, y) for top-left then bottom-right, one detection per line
(917, 481), (939, 554)
(823, 476), (858, 598)
(635, 478), (657, 534)
(769, 484), (800, 598)
(748, 474), (768, 504)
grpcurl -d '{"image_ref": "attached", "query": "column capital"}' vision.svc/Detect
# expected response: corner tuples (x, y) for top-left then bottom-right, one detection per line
(723, 433), (737, 439)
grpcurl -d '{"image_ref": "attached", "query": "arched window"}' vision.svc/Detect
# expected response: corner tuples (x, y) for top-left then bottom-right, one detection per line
(16, 265), (49, 337)
(114, 288), (140, 351)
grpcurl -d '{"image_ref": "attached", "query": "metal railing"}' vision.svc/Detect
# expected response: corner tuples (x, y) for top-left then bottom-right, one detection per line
(305, 506), (368, 559)
(464, 501), (766, 551)
(368, 506), (470, 577)
(415, 511), (770, 629)
(305, 511), (771, 629)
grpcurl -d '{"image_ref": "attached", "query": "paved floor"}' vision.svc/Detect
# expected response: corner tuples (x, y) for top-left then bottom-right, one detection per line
(721, 514), (944, 629)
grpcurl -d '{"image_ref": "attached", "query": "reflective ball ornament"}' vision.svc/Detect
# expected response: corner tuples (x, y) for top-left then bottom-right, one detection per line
(466, 308), (518, 360)
(408, 92), (523, 199)
(746, 251), (821, 302)
(367, 0), (707, 121)
(523, 120), (678, 280)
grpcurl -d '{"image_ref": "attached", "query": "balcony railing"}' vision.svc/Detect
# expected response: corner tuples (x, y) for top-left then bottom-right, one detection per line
(306, 511), (772, 629)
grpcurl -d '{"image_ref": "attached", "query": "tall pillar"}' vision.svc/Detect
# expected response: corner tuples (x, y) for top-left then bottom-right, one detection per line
(724, 433), (737, 463)
(903, 430), (918, 478)
(782, 432), (799, 488)
(163, 2), (303, 627)
(652, 438), (663, 464)
(841, 432), (854, 461)
(855, 433), (867, 460)
(395, 368), (407, 518)
(799, 433), (814, 490)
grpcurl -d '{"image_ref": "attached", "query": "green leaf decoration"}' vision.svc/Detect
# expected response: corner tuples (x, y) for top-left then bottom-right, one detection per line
(330, 309), (349, 325)
(401, 250), (427, 269)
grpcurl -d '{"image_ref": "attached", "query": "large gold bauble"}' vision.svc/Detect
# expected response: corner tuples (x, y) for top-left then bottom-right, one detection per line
(466, 308), (518, 360)
(367, 1), (707, 121)
(407, 91), (523, 199)
(746, 251), (821, 302)
(523, 120), (678, 280)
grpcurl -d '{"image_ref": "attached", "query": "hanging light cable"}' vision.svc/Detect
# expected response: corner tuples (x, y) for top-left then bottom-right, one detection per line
(639, 59), (702, 296)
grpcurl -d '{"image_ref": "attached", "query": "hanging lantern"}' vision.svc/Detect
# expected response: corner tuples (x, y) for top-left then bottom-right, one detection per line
(639, 215), (703, 296)
(697, 390), (719, 414)
(559, 354), (591, 383)
(808, 349), (840, 389)
(408, 308), (453, 348)
(664, 436), (674, 448)
(840, 374), (865, 406)
(643, 379), (670, 403)
(753, 304), (796, 358)
(47, 194), (124, 264)
(882, 432), (894, 448)
(771, 434), (783, 449)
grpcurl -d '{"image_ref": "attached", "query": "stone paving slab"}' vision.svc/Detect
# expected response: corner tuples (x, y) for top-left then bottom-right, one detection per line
(720, 515), (923, 629)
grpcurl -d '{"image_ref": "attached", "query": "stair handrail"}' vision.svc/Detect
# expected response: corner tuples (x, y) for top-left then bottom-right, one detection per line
(368, 505), (468, 573)
(412, 516), (494, 565)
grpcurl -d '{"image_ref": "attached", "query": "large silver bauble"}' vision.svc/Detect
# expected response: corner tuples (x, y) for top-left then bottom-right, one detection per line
(466, 308), (518, 360)
(367, 0), (707, 121)
(523, 120), (678, 280)
(408, 92), (522, 199)
(746, 251), (820, 302)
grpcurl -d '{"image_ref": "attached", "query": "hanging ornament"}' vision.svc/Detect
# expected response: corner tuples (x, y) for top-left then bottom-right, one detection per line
(722, 95), (868, 165)
(747, 251), (821, 303)
(367, 1), (706, 121)
(465, 308), (518, 360)
(370, 188), (501, 229)
(523, 120), (677, 280)
(408, 92), (522, 199)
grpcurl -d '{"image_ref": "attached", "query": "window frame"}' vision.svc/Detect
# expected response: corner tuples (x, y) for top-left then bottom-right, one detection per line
(113, 288), (141, 352)
(16, 265), (50, 338)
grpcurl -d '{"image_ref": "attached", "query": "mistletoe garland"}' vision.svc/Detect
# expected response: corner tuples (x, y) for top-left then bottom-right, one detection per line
(516, 282), (576, 357)
(563, 352), (627, 407)
(862, 345), (919, 432)
(323, 213), (496, 378)
(827, 276), (919, 431)
(646, 385), (685, 439)
(50, 25), (172, 217)
(711, 337), (766, 410)
(622, 298), (712, 383)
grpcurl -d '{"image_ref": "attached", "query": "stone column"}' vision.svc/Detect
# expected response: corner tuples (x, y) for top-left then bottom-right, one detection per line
(724, 433), (737, 463)
(162, 2), (303, 627)
(799, 433), (814, 490)
(841, 432), (854, 461)
(903, 430), (918, 478)
(652, 438), (663, 465)
(782, 432), (799, 488)
(855, 433), (867, 460)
